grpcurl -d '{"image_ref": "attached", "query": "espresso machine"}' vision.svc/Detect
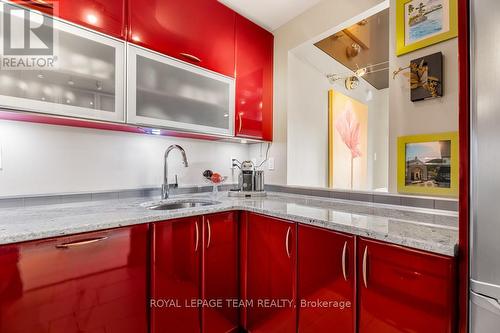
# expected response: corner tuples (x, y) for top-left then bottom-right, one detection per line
(229, 159), (266, 197)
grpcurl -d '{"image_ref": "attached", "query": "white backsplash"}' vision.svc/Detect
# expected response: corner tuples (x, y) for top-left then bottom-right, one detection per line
(0, 119), (250, 196)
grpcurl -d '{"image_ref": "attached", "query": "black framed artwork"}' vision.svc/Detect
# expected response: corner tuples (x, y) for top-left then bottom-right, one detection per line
(410, 52), (443, 102)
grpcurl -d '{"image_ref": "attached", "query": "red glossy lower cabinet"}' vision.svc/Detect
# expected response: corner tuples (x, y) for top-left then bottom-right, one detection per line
(357, 238), (456, 333)
(241, 212), (296, 333)
(151, 217), (201, 332)
(202, 212), (239, 333)
(0, 225), (148, 333)
(298, 224), (355, 333)
(152, 213), (239, 333)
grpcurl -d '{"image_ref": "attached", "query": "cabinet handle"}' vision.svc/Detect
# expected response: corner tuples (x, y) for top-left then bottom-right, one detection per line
(55, 236), (108, 249)
(342, 241), (348, 281)
(25, 0), (53, 9)
(238, 112), (243, 133)
(206, 219), (211, 249)
(285, 226), (291, 258)
(362, 246), (368, 288)
(195, 221), (199, 252)
(180, 53), (201, 63)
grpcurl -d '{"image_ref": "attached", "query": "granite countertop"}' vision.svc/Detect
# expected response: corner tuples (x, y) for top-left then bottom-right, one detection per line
(0, 192), (458, 256)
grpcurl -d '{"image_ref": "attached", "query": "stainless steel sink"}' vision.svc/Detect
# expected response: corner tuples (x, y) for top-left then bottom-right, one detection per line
(145, 199), (220, 211)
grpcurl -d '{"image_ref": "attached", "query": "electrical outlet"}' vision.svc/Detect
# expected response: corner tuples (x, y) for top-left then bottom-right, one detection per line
(268, 157), (275, 170)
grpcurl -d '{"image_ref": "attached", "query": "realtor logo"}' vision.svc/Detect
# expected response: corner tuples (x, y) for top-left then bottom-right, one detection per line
(0, 2), (58, 70)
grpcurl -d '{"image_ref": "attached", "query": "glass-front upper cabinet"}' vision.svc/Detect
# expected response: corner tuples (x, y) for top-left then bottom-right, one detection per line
(0, 2), (125, 122)
(127, 45), (235, 136)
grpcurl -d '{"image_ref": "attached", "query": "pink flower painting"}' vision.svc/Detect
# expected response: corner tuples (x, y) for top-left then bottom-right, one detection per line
(335, 101), (362, 189)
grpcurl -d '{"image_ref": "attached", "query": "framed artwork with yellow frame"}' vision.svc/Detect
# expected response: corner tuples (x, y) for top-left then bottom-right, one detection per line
(397, 132), (458, 197)
(396, 0), (458, 56)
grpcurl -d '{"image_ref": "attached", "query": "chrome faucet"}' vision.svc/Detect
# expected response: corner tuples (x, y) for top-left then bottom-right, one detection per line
(162, 145), (189, 199)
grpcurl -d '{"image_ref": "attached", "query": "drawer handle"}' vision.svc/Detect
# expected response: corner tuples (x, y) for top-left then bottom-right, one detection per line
(195, 221), (199, 252)
(285, 226), (291, 258)
(206, 219), (211, 249)
(342, 241), (348, 281)
(55, 236), (108, 249)
(180, 53), (201, 63)
(362, 246), (368, 288)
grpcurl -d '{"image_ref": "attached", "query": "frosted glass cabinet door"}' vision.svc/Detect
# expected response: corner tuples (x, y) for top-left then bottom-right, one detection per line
(0, 3), (125, 122)
(127, 45), (235, 136)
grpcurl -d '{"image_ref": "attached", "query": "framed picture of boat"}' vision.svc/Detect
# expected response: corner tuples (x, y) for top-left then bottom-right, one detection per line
(397, 132), (459, 197)
(396, 0), (457, 56)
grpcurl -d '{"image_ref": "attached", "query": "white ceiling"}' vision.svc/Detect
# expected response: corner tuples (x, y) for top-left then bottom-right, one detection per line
(218, 0), (322, 31)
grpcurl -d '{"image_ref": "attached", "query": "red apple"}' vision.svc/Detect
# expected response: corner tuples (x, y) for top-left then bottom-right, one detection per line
(211, 173), (222, 184)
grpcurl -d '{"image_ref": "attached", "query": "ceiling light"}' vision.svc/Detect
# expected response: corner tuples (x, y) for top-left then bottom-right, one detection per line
(355, 67), (368, 77)
(346, 43), (361, 58)
(345, 76), (360, 90)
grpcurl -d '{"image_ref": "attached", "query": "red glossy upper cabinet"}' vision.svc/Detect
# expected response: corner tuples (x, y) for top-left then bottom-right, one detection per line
(235, 14), (274, 141)
(357, 238), (456, 333)
(128, 0), (235, 77)
(151, 217), (201, 333)
(298, 224), (355, 333)
(10, 0), (126, 38)
(241, 213), (296, 332)
(202, 212), (239, 333)
(0, 225), (148, 333)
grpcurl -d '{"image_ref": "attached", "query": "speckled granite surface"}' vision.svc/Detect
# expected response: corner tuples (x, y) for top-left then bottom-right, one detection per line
(0, 192), (458, 256)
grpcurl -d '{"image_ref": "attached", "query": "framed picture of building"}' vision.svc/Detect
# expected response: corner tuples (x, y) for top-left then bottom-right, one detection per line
(397, 132), (458, 196)
(396, 0), (458, 56)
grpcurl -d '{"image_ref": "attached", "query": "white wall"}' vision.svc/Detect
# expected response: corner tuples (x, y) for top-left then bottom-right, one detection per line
(286, 49), (389, 190)
(286, 52), (330, 187)
(0, 120), (249, 196)
(269, 0), (385, 185)
(368, 88), (389, 190)
(270, 0), (457, 194)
